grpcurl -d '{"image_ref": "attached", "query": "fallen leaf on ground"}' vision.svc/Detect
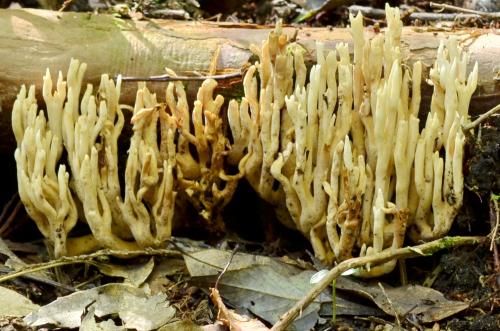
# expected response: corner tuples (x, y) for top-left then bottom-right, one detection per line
(0, 238), (53, 281)
(24, 283), (176, 330)
(93, 257), (155, 287)
(336, 277), (469, 322)
(211, 287), (269, 331)
(145, 258), (187, 294)
(0, 286), (39, 317)
(80, 305), (124, 331)
(185, 248), (382, 331)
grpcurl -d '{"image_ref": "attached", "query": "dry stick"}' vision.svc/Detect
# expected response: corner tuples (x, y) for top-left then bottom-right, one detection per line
(349, 5), (481, 21)
(0, 265), (76, 292)
(378, 283), (401, 329)
(58, 0), (74, 12)
(0, 241), (226, 284)
(0, 248), (181, 284)
(270, 236), (484, 331)
(463, 103), (500, 131)
(430, 2), (500, 19)
(214, 244), (239, 289)
(121, 71), (242, 83)
(0, 193), (21, 236)
(490, 195), (500, 272)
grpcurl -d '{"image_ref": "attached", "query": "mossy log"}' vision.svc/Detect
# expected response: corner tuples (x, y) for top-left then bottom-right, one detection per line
(0, 8), (498, 155)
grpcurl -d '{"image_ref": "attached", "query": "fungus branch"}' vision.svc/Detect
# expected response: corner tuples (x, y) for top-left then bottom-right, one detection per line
(166, 74), (238, 227)
(118, 85), (177, 247)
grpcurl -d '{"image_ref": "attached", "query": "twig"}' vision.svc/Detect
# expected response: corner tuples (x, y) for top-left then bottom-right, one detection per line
(58, 0), (74, 12)
(0, 265), (75, 292)
(490, 194), (500, 272)
(0, 241), (227, 284)
(0, 193), (22, 236)
(349, 5), (482, 21)
(378, 283), (401, 329)
(398, 260), (407, 286)
(0, 247), (181, 284)
(214, 244), (238, 289)
(294, 0), (357, 23)
(463, 103), (500, 131)
(150, 9), (190, 20)
(270, 236), (484, 331)
(121, 71), (242, 83)
(430, 2), (500, 19)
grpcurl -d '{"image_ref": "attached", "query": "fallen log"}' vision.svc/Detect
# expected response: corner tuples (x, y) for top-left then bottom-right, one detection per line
(0, 8), (498, 155)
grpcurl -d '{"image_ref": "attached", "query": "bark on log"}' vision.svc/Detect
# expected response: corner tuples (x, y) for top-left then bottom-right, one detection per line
(0, 8), (499, 155)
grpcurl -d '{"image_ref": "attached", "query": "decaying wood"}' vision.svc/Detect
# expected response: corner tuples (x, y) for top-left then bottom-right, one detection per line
(0, 8), (498, 154)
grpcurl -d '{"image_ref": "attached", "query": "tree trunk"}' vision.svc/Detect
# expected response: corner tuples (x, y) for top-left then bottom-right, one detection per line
(0, 8), (498, 154)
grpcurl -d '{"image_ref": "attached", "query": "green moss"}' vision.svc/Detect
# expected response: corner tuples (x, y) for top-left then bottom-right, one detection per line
(425, 237), (457, 255)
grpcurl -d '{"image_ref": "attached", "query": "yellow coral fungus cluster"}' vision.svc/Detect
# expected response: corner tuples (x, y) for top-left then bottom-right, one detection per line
(13, 60), (237, 257)
(227, 4), (477, 276)
(13, 5), (477, 276)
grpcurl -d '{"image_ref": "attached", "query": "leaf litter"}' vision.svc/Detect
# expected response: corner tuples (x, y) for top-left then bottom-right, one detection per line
(0, 244), (473, 330)
(24, 283), (176, 330)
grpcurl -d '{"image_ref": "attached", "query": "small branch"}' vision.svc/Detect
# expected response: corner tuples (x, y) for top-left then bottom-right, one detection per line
(463, 103), (500, 131)
(0, 193), (22, 236)
(294, 0), (357, 23)
(270, 236), (484, 331)
(0, 247), (181, 284)
(0, 265), (75, 292)
(378, 283), (401, 328)
(490, 195), (500, 272)
(121, 71), (242, 83)
(349, 5), (482, 21)
(58, 0), (74, 12)
(430, 2), (500, 19)
(214, 244), (238, 289)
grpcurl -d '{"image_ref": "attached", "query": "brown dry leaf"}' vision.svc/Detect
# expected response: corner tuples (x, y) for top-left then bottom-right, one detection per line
(145, 258), (187, 294)
(0, 286), (39, 317)
(185, 248), (381, 331)
(210, 288), (269, 331)
(93, 257), (155, 287)
(24, 283), (176, 330)
(0, 238), (52, 281)
(185, 249), (326, 330)
(336, 277), (469, 323)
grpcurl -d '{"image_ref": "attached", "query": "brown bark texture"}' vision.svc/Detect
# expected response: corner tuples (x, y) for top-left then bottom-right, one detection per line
(0, 8), (498, 155)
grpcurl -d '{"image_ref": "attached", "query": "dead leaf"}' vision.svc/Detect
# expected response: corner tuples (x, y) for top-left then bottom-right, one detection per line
(210, 287), (269, 331)
(185, 248), (299, 277)
(93, 257), (155, 287)
(25, 283), (176, 330)
(0, 239), (27, 269)
(80, 305), (124, 331)
(145, 258), (187, 295)
(0, 238), (53, 281)
(336, 277), (469, 323)
(319, 291), (385, 318)
(0, 286), (39, 317)
(186, 249), (376, 331)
